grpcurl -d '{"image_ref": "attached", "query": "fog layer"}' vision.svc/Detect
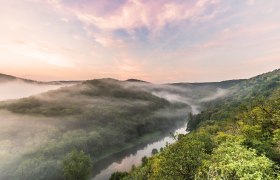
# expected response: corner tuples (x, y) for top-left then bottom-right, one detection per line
(0, 79), (233, 179)
(0, 80), (65, 101)
(123, 81), (231, 115)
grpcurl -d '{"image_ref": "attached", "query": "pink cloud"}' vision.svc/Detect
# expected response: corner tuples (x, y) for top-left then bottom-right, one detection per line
(94, 34), (125, 48)
(193, 21), (280, 51)
(0, 41), (75, 68)
(245, 54), (280, 66)
(44, 0), (220, 31)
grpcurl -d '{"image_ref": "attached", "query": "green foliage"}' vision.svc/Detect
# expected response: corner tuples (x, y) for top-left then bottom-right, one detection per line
(188, 69), (280, 131)
(63, 149), (92, 180)
(126, 134), (211, 180)
(141, 156), (148, 166)
(125, 70), (280, 180)
(197, 141), (277, 179)
(150, 137), (208, 180)
(109, 172), (129, 180)
(151, 148), (158, 155)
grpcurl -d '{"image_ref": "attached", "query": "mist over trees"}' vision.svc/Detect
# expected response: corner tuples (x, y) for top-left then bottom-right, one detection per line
(0, 78), (194, 179)
(119, 69), (280, 180)
(0, 70), (278, 179)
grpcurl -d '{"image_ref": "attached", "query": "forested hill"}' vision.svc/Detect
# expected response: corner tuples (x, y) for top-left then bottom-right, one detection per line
(121, 69), (280, 180)
(188, 68), (280, 130)
(0, 78), (190, 179)
(172, 79), (245, 89)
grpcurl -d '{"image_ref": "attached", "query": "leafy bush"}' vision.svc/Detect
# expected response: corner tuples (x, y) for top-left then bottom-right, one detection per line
(197, 141), (278, 180)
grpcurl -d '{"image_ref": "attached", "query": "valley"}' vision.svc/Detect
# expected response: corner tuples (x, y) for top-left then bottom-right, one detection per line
(0, 69), (279, 179)
(0, 73), (237, 179)
(1, 1), (279, 179)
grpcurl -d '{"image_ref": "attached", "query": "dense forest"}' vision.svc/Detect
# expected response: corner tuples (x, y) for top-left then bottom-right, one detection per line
(118, 69), (280, 179)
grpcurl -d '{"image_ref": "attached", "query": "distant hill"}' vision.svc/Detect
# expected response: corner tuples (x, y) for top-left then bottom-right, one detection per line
(126, 79), (150, 83)
(0, 73), (16, 81)
(187, 68), (280, 130)
(0, 73), (81, 85)
(171, 79), (246, 88)
(0, 73), (82, 101)
(233, 68), (280, 97)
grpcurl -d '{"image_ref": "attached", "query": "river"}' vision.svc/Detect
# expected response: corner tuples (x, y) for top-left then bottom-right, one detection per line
(91, 123), (189, 180)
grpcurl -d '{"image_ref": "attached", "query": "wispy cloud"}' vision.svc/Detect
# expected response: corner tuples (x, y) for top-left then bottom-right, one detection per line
(0, 0), (280, 82)
(44, 0), (221, 32)
(0, 41), (75, 68)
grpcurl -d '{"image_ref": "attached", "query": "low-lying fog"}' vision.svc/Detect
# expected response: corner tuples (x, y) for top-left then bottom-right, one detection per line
(124, 82), (231, 115)
(0, 80), (66, 101)
(199, 88), (230, 102)
(0, 79), (233, 179)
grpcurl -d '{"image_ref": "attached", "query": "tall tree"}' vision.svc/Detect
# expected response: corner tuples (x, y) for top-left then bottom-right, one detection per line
(63, 149), (92, 180)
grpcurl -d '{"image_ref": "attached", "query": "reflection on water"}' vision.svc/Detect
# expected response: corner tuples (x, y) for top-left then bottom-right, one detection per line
(92, 123), (189, 180)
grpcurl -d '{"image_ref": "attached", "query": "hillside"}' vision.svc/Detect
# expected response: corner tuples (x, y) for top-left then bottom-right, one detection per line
(120, 69), (280, 180)
(188, 69), (280, 130)
(0, 73), (76, 101)
(0, 73), (82, 101)
(0, 73), (80, 85)
(0, 73), (50, 84)
(0, 70), (278, 180)
(0, 78), (191, 179)
(0, 73), (17, 82)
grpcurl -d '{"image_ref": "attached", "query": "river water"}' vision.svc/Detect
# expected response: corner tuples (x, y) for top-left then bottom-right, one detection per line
(91, 123), (189, 180)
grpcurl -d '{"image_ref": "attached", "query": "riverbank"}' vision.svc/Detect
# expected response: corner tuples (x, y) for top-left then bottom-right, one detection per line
(91, 121), (188, 179)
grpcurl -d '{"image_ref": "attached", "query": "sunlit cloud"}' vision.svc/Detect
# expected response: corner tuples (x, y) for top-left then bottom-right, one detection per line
(45, 0), (221, 32)
(0, 0), (279, 82)
(0, 42), (75, 68)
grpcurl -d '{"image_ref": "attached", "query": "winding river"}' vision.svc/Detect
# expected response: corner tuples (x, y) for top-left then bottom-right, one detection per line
(91, 123), (189, 180)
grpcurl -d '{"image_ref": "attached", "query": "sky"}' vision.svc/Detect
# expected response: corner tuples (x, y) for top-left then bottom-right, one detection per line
(0, 0), (279, 83)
